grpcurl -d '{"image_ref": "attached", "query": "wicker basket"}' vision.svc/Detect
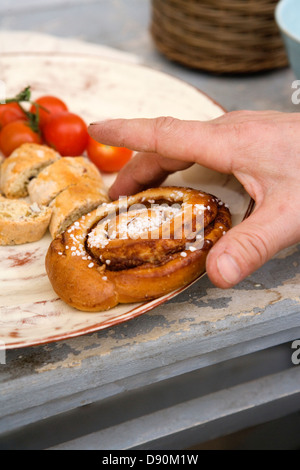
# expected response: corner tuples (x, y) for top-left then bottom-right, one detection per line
(151, 0), (288, 74)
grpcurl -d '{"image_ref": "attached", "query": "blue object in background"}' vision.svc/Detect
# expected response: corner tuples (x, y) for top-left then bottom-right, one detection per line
(276, 0), (300, 79)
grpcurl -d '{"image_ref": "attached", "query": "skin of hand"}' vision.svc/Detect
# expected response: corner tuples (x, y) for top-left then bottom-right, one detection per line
(88, 110), (300, 289)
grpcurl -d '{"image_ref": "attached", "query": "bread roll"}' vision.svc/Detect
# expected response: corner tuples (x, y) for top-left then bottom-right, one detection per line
(49, 179), (109, 238)
(0, 143), (60, 198)
(28, 156), (104, 206)
(0, 196), (51, 245)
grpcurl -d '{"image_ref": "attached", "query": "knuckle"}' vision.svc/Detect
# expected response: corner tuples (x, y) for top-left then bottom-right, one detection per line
(231, 229), (271, 270)
(155, 116), (179, 133)
(232, 120), (256, 139)
(152, 116), (179, 153)
(222, 111), (259, 138)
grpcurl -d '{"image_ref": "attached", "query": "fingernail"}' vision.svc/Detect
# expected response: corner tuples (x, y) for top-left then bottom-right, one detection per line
(216, 253), (241, 286)
(89, 120), (110, 126)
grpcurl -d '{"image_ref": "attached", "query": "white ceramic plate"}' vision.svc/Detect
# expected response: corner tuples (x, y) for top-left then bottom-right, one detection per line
(0, 53), (253, 349)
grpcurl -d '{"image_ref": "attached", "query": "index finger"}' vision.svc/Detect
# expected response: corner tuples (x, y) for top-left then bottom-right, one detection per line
(88, 116), (233, 174)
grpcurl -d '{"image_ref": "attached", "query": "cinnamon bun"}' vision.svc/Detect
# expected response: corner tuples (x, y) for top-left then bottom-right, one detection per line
(45, 187), (232, 312)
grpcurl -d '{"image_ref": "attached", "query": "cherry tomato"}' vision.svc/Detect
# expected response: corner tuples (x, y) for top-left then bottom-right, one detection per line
(0, 103), (27, 130)
(43, 112), (89, 156)
(0, 120), (41, 157)
(86, 136), (133, 173)
(30, 95), (68, 129)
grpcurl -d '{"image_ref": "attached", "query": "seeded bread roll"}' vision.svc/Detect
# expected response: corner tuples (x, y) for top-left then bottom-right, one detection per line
(49, 179), (109, 238)
(0, 143), (61, 199)
(0, 196), (52, 245)
(0, 144), (109, 244)
(28, 156), (105, 206)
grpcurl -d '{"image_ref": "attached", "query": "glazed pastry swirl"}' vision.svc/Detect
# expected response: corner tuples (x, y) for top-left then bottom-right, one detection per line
(46, 187), (232, 312)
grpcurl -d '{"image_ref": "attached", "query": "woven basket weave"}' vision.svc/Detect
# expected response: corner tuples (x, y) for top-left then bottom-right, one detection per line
(151, 0), (288, 74)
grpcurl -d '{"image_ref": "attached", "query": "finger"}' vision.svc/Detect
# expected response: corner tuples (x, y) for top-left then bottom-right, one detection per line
(88, 111), (289, 175)
(206, 202), (295, 288)
(88, 116), (234, 174)
(109, 152), (193, 200)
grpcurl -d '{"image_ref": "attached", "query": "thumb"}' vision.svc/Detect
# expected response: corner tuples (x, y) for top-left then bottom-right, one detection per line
(206, 204), (291, 288)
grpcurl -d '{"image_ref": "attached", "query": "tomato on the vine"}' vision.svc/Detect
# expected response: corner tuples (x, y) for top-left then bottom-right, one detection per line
(30, 95), (68, 129)
(86, 136), (133, 173)
(0, 120), (41, 157)
(43, 112), (89, 156)
(0, 103), (28, 130)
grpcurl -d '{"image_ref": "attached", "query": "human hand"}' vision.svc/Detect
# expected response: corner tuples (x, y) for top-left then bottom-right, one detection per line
(88, 111), (300, 288)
